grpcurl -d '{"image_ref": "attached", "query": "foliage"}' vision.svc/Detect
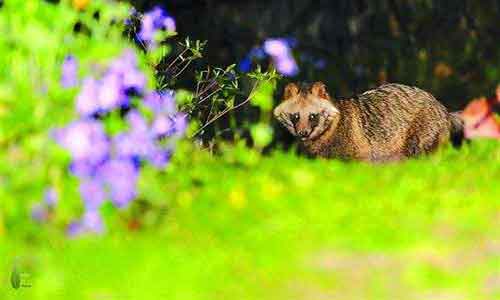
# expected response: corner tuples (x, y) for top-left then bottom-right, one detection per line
(0, 0), (131, 143)
(0, 0), (284, 237)
(0, 0), (189, 236)
(0, 0), (137, 234)
(185, 64), (280, 147)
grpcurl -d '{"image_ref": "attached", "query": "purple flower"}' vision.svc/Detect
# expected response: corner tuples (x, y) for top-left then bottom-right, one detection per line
(44, 187), (58, 207)
(262, 38), (299, 76)
(82, 210), (105, 233)
(113, 111), (155, 160)
(52, 47), (191, 237)
(238, 57), (252, 72)
(143, 91), (176, 115)
(76, 77), (100, 117)
(67, 222), (83, 237)
(123, 70), (146, 94)
(61, 55), (78, 88)
(275, 56), (299, 76)
(284, 37), (298, 48)
(173, 113), (188, 136)
(69, 159), (99, 177)
(127, 110), (149, 132)
(113, 132), (154, 161)
(76, 51), (146, 117)
(109, 50), (137, 72)
(53, 120), (110, 164)
(249, 47), (266, 59)
(147, 148), (171, 169)
(238, 47), (267, 72)
(162, 16), (176, 32)
(109, 50), (146, 93)
(97, 159), (138, 208)
(138, 7), (176, 48)
(263, 39), (290, 57)
(79, 178), (106, 210)
(98, 72), (127, 111)
(112, 110), (180, 170)
(151, 112), (187, 138)
(152, 115), (174, 137)
(240, 38), (299, 76)
(138, 10), (157, 44)
(67, 210), (105, 237)
(148, 114), (186, 167)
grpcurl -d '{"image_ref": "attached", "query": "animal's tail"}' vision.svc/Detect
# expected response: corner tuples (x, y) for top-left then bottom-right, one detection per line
(449, 111), (465, 147)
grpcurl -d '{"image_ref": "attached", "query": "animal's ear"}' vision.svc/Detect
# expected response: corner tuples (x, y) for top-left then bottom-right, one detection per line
(283, 83), (299, 100)
(310, 82), (331, 100)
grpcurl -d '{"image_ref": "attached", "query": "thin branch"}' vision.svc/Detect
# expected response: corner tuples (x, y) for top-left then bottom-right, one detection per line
(165, 47), (190, 71)
(195, 79), (219, 99)
(205, 97), (216, 124)
(171, 60), (192, 80)
(196, 86), (222, 105)
(189, 81), (259, 138)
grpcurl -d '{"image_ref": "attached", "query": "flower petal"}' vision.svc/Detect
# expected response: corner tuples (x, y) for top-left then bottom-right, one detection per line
(61, 55), (79, 88)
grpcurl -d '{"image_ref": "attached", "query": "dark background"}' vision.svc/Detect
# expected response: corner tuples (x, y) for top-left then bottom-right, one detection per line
(131, 0), (500, 110)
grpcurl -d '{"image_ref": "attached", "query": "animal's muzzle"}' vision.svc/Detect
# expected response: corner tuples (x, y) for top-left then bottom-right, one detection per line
(298, 130), (310, 138)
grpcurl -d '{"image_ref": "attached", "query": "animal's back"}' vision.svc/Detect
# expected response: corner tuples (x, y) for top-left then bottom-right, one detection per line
(333, 84), (451, 160)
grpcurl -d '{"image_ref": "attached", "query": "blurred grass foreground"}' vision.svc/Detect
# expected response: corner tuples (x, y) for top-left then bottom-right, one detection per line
(3, 144), (500, 299)
(1, 1), (500, 299)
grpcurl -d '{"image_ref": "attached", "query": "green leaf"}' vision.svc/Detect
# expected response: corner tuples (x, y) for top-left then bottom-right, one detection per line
(176, 89), (194, 105)
(250, 81), (275, 111)
(250, 123), (273, 148)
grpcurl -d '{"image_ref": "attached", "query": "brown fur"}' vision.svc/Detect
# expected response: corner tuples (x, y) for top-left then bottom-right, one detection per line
(274, 82), (463, 162)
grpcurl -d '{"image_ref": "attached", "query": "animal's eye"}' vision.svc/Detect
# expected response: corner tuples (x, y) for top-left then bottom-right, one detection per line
(290, 113), (300, 124)
(309, 113), (319, 121)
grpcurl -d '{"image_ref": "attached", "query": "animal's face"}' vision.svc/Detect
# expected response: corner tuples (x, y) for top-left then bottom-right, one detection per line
(273, 82), (339, 141)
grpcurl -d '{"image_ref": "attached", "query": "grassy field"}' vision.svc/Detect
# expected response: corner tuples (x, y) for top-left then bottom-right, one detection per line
(2, 141), (500, 300)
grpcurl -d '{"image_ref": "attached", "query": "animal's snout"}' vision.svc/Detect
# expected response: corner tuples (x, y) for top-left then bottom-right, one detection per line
(298, 130), (309, 138)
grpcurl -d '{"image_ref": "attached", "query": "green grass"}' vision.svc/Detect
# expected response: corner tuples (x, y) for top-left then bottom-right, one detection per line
(2, 141), (500, 300)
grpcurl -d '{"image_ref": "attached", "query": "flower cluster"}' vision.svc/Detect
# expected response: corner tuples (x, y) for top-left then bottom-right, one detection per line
(55, 49), (186, 236)
(239, 38), (299, 76)
(137, 6), (176, 49)
(74, 50), (146, 116)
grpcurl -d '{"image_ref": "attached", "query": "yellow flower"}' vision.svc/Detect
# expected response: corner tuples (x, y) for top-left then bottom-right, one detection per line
(228, 186), (247, 210)
(73, 0), (90, 11)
